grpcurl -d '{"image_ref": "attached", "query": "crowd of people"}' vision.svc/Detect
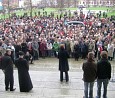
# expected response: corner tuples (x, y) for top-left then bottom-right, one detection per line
(0, 10), (114, 63)
(0, 9), (114, 96)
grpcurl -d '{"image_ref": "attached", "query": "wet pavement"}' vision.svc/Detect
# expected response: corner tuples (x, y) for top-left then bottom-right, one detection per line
(0, 58), (115, 98)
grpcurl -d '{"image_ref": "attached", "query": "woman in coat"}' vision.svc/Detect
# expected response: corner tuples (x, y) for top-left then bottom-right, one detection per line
(15, 51), (33, 92)
(107, 41), (114, 61)
(82, 52), (97, 98)
(58, 45), (69, 82)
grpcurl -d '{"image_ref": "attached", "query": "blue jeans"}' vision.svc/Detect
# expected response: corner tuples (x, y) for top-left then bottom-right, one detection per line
(84, 82), (94, 98)
(97, 79), (109, 98)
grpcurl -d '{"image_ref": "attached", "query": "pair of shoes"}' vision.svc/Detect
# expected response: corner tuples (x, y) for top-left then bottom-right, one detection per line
(30, 62), (34, 64)
(5, 87), (10, 91)
(66, 79), (69, 82)
(60, 80), (63, 82)
(10, 88), (16, 91)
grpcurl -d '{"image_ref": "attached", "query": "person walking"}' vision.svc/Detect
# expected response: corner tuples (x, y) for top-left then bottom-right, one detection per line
(1, 49), (16, 91)
(96, 51), (111, 98)
(15, 51), (33, 92)
(82, 52), (97, 98)
(58, 45), (70, 82)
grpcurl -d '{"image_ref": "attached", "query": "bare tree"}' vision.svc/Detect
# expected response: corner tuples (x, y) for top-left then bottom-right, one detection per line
(57, 0), (64, 8)
(67, 0), (70, 7)
(2, 3), (6, 19)
(30, 0), (32, 17)
(7, 0), (10, 19)
(74, 0), (77, 7)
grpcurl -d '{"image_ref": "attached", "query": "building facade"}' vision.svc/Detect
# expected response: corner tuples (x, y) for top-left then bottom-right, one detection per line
(79, 0), (115, 6)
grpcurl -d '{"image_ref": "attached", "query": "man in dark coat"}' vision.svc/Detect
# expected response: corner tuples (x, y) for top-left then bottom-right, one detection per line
(1, 49), (16, 91)
(14, 42), (22, 59)
(81, 41), (88, 59)
(74, 41), (80, 61)
(15, 51), (33, 92)
(96, 51), (111, 98)
(21, 41), (28, 54)
(25, 51), (33, 64)
(58, 45), (69, 82)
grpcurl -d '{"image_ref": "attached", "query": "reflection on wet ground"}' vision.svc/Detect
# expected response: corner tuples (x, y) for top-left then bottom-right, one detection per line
(0, 58), (114, 98)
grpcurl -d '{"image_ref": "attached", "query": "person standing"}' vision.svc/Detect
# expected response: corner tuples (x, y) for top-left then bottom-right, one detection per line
(1, 49), (16, 91)
(58, 45), (69, 82)
(40, 40), (47, 58)
(74, 41), (80, 61)
(53, 41), (59, 57)
(81, 41), (88, 59)
(96, 51), (111, 98)
(107, 41), (114, 61)
(32, 40), (39, 60)
(82, 52), (97, 98)
(15, 51), (33, 92)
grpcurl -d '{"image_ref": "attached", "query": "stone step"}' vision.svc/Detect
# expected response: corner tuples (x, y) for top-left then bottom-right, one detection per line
(0, 71), (115, 98)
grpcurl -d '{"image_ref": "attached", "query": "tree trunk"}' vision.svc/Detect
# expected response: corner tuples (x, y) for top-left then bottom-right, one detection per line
(74, 0), (77, 8)
(8, 0), (10, 19)
(58, 0), (64, 8)
(30, 0), (32, 17)
(67, 0), (70, 7)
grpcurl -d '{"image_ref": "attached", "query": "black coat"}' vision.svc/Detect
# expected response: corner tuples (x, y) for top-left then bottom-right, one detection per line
(21, 43), (28, 54)
(1, 54), (13, 74)
(58, 48), (69, 72)
(74, 44), (80, 58)
(97, 58), (111, 80)
(15, 58), (33, 92)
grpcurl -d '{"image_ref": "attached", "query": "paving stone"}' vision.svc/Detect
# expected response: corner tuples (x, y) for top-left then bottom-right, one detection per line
(0, 58), (115, 98)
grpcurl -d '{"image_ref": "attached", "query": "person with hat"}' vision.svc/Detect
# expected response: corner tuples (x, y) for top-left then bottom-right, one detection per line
(15, 51), (33, 92)
(1, 48), (16, 91)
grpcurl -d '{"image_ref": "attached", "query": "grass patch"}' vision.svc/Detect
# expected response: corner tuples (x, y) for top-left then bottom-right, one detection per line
(0, 7), (115, 19)
(107, 11), (115, 17)
(86, 6), (112, 11)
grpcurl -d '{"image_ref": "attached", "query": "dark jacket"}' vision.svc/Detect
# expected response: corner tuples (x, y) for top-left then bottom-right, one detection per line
(15, 58), (33, 92)
(97, 58), (111, 80)
(1, 53), (13, 74)
(58, 48), (69, 72)
(25, 54), (32, 62)
(82, 59), (97, 82)
(74, 44), (80, 57)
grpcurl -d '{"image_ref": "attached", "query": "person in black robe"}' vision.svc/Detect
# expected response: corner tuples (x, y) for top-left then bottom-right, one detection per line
(58, 45), (70, 82)
(15, 51), (33, 92)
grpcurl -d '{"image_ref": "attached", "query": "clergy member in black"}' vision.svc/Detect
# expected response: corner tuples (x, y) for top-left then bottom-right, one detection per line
(58, 45), (70, 82)
(15, 51), (33, 92)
